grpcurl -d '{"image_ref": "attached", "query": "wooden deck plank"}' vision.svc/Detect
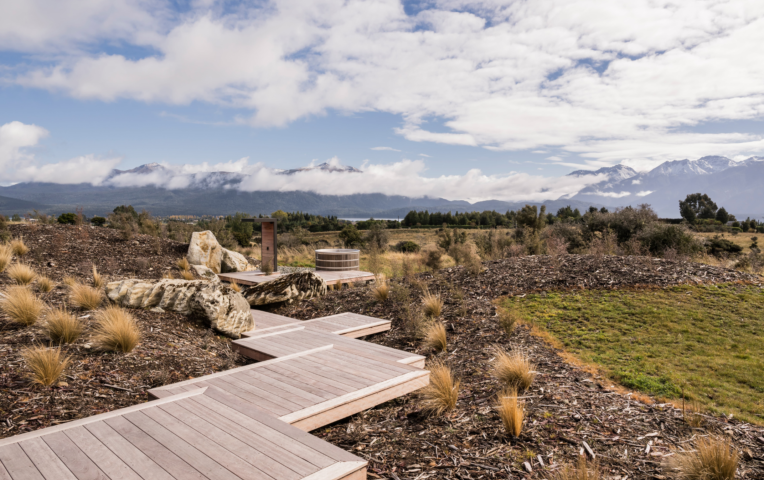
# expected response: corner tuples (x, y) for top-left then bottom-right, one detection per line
(250, 310), (299, 329)
(18, 438), (77, 480)
(260, 363), (354, 395)
(64, 426), (144, 480)
(0, 444), (45, 480)
(0, 460), (11, 480)
(307, 351), (395, 383)
(235, 370), (327, 405)
(203, 377), (300, 415)
(319, 348), (418, 376)
(288, 357), (375, 389)
(160, 402), (302, 480)
(42, 431), (109, 480)
(252, 365), (340, 399)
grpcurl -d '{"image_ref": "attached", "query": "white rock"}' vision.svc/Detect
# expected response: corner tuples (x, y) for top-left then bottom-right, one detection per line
(191, 264), (221, 283)
(187, 231), (223, 273)
(221, 248), (256, 273)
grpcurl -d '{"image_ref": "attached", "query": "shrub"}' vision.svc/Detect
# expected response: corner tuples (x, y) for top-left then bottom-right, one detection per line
(45, 307), (82, 343)
(90, 216), (106, 227)
(364, 223), (389, 251)
(10, 237), (29, 257)
(582, 205), (658, 244)
(93, 306), (141, 353)
(493, 347), (536, 391)
(683, 400), (705, 428)
(0, 286), (45, 326)
(22, 346), (70, 386)
(180, 269), (195, 280)
(463, 251), (483, 275)
(36, 275), (55, 293)
(176, 257), (191, 271)
(0, 244), (12, 272)
(448, 242), (471, 264)
(338, 224), (363, 247)
(551, 456), (602, 480)
(261, 259), (274, 275)
(545, 234), (569, 256)
(371, 280), (389, 302)
(91, 265), (104, 289)
(57, 213), (78, 225)
(637, 223), (702, 256)
(394, 241), (420, 253)
(706, 236), (743, 257)
(498, 308), (519, 336)
(69, 282), (103, 310)
(423, 322), (447, 352)
(6, 263), (36, 285)
(666, 436), (738, 480)
(422, 291), (443, 317)
(421, 361), (459, 416)
(496, 387), (524, 438)
(422, 249), (443, 271)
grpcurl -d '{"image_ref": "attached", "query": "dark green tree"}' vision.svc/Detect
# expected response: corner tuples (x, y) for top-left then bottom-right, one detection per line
(57, 213), (78, 225)
(679, 193), (717, 222)
(715, 207), (730, 224)
(338, 225), (363, 247)
(516, 205), (547, 231)
(113, 205), (138, 218)
(90, 216), (107, 227)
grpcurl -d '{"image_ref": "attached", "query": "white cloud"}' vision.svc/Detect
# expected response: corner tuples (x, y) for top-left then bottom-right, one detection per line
(0, 121), (120, 184)
(636, 190), (654, 197)
(371, 146), (401, 152)
(418, 153), (432, 157)
(6, 0), (764, 169)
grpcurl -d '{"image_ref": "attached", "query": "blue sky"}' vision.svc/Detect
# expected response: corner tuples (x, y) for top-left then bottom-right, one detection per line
(1, 0), (763, 201)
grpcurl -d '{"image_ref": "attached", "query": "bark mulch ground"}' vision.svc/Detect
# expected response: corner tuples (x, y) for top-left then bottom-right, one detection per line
(276, 255), (764, 479)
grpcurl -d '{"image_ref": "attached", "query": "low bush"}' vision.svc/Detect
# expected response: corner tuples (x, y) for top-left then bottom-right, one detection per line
(666, 436), (738, 480)
(57, 213), (78, 225)
(706, 235), (743, 256)
(493, 347), (536, 391)
(23, 346), (70, 386)
(422, 249), (443, 271)
(45, 307), (82, 343)
(394, 240), (420, 253)
(496, 387), (524, 438)
(6, 263), (36, 285)
(93, 306), (141, 353)
(0, 286), (45, 326)
(423, 322), (447, 352)
(421, 361), (459, 416)
(637, 223), (702, 256)
(69, 283), (103, 310)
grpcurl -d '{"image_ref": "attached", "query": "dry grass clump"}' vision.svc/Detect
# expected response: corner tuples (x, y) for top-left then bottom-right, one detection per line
(371, 279), (389, 302)
(229, 280), (242, 292)
(45, 307), (82, 343)
(666, 436), (738, 480)
(683, 400), (706, 428)
(163, 270), (175, 279)
(36, 275), (55, 293)
(498, 307), (519, 336)
(93, 306), (141, 353)
(180, 269), (195, 280)
(551, 456), (602, 480)
(493, 347), (536, 391)
(91, 265), (104, 289)
(0, 244), (12, 272)
(6, 263), (36, 285)
(22, 346), (70, 386)
(422, 290), (443, 317)
(421, 361), (460, 416)
(261, 259), (274, 275)
(496, 387), (524, 438)
(0, 286), (45, 326)
(69, 282), (103, 310)
(63, 276), (78, 287)
(176, 257), (191, 271)
(10, 237), (29, 257)
(423, 322), (447, 352)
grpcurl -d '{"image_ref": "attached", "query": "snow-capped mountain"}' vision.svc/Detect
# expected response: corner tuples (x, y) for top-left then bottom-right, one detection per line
(280, 162), (362, 175)
(567, 164), (637, 181)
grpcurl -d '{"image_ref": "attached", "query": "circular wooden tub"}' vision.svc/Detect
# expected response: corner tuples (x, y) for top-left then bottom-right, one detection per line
(315, 249), (360, 271)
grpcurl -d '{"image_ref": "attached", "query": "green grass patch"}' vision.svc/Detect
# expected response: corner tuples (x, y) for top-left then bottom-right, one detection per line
(502, 284), (764, 424)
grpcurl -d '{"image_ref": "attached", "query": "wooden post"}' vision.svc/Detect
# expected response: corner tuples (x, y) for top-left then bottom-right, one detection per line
(243, 218), (278, 273)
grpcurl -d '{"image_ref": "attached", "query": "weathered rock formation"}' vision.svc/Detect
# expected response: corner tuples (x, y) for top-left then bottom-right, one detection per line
(242, 272), (327, 306)
(191, 264), (220, 283)
(187, 230), (255, 274)
(106, 279), (252, 338)
(221, 248), (256, 273)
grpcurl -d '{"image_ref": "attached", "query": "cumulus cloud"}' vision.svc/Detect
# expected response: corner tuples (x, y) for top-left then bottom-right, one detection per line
(5, 0), (764, 169)
(0, 121), (120, 184)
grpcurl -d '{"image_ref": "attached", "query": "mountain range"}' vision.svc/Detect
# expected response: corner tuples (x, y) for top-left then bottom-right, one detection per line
(0, 156), (761, 219)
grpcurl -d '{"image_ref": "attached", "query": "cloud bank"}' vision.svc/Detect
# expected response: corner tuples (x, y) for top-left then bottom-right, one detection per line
(3, 0), (764, 169)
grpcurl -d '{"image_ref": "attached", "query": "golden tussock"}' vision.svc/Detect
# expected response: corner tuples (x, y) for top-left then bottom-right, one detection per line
(493, 346), (536, 391)
(180, 269), (195, 280)
(423, 322), (447, 352)
(6, 263), (36, 285)
(371, 280), (389, 302)
(1, 286), (45, 326)
(551, 456), (602, 480)
(163, 270), (175, 279)
(176, 257), (191, 271)
(229, 280), (242, 292)
(45, 307), (82, 343)
(0, 244), (12, 272)
(69, 282), (103, 310)
(23, 346), (70, 386)
(496, 387), (524, 438)
(92, 264), (104, 289)
(498, 307), (520, 336)
(62, 276), (78, 287)
(93, 306), (141, 353)
(421, 361), (459, 416)
(422, 290), (443, 317)
(10, 237), (29, 257)
(36, 275), (55, 293)
(666, 436), (738, 480)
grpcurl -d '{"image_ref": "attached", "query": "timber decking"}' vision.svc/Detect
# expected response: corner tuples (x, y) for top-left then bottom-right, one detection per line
(218, 270), (376, 287)
(233, 328), (426, 368)
(0, 388), (367, 480)
(149, 346), (429, 431)
(245, 311), (391, 339)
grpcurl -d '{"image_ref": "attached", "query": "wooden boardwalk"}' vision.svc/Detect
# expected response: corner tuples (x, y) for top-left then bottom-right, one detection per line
(0, 312), (425, 480)
(219, 270), (376, 287)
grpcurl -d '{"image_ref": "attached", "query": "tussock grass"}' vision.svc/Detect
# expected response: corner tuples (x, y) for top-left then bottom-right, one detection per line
(229, 280), (242, 292)
(498, 307), (519, 336)
(180, 269), (195, 280)
(45, 307), (82, 343)
(423, 322), (447, 352)
(163, 271), (175, 279)
(666, 436), (738, 480)
(176, 257), (191, 271)
(6, 263), (36, 285)
(422, 290), (443, 317)
(552, 456), (602, 480)
(260, 260), (274, 275)
(1, 286), (45, 326)
(36, 275), (55, 293)
(23, 346), (70, 386)
(10, 237), (29, 257)
(421, 361), (459, 416)
(63, 276), (78, 287)
(684, 400), (705, 428)
(496, 387), (524, 438)
(0, 244), (12, 272)
(493, 347), (536, 391)
(371, 279), (389, 302)
(91, 265), (104, 289)
(93, 306), (141, 353)
(69, 282), (103, 310)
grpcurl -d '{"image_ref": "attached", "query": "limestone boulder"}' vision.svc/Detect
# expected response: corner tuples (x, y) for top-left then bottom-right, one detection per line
(106, 278), (253, 338)
(191, 264), (220, 283)
(187, 231), (223, 273)
(242, 271), (326, 306)
(221, 248), (256, 273)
